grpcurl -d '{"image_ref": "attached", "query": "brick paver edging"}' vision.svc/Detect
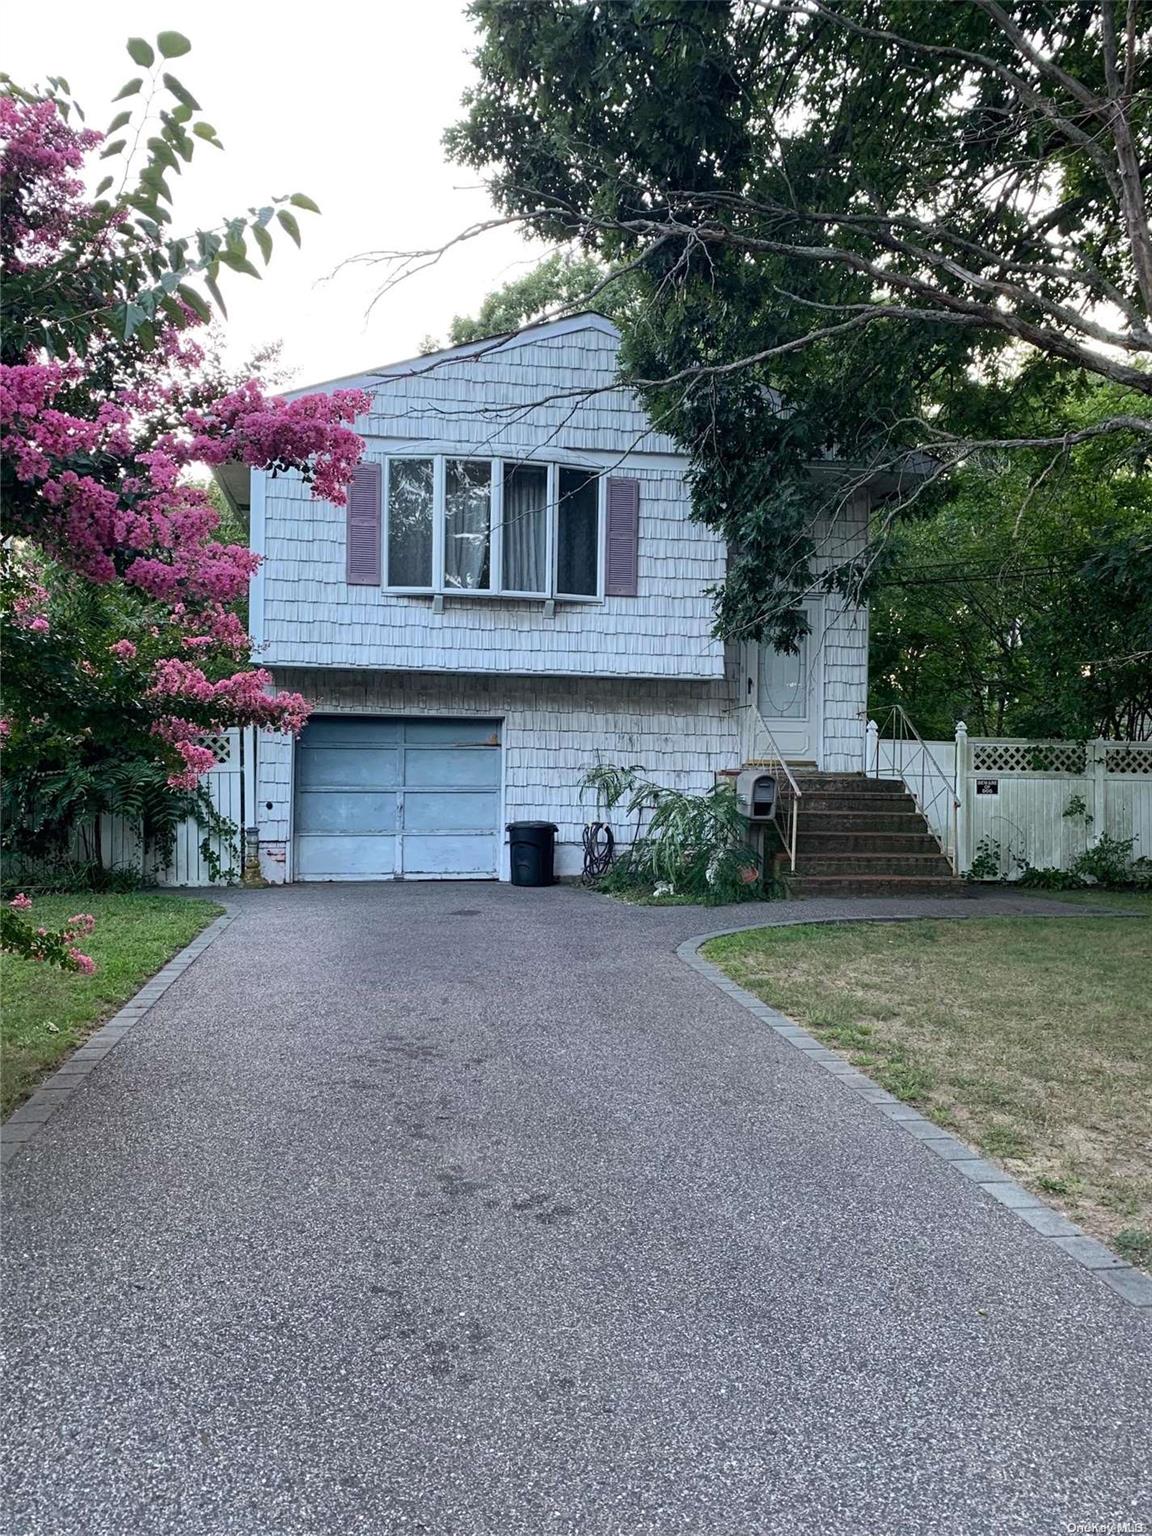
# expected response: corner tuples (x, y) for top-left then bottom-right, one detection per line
(1, 913), (236, 1167)
(677, 918), (1152, 1311)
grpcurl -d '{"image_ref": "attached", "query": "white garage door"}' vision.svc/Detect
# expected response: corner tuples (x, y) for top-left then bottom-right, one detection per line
(294, 717), (502, 880)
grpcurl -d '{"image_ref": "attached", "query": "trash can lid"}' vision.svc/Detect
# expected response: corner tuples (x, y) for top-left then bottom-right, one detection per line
(505, 820), (558, 831)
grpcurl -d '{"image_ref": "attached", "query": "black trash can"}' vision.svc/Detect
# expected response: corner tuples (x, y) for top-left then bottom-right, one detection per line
(507, 821), (558, 887)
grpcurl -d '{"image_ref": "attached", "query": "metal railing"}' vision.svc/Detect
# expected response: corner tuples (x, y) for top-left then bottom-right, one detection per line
(747, 718), (804, 872)
(867, 705), (960, 872)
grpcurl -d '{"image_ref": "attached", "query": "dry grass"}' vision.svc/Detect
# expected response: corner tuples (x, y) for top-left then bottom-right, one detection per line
(703, 915), (1152, 1267)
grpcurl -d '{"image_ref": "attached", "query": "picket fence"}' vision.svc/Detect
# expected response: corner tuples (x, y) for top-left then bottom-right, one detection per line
(76, 728), (247, 887)
(873, 724), (1152, 877)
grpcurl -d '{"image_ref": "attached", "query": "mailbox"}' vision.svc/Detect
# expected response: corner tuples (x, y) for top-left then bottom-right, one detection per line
(735, 769), (777, 821)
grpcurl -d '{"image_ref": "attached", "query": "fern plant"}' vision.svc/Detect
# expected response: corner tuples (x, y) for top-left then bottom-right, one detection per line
(581, 764), (763, 905)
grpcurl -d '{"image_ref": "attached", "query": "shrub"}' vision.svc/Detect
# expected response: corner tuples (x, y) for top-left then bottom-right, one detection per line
(581, 764), (765, 905)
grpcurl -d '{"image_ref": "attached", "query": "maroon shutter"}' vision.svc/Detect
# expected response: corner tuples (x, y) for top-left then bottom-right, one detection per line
(346, 461), (381, 585)
(604, 476), (639, 596)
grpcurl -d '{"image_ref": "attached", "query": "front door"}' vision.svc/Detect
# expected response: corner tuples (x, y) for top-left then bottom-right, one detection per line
(748, 601), (823, 763)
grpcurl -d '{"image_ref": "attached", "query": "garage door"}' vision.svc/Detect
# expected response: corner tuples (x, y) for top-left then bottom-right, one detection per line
(294, 717), (502, 880)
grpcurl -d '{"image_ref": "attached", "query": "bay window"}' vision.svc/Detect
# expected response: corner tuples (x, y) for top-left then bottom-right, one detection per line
(383, 455), (606, 599)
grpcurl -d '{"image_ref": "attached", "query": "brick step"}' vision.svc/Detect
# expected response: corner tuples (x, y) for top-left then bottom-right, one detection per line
(797, 810), (927, 834)
(792, 798), (915, 823)
(787, 874), (971, 899)
(796, 831), (943, 855)
(790, 776), (907, 796)
(796, 853), (954, 878)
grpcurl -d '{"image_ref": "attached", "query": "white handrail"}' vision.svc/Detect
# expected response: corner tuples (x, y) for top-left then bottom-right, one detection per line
(750, 717), (803, 872)
(869, 705), (961, 872)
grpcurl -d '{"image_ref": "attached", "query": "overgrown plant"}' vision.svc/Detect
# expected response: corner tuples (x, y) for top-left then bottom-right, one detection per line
(581, 764), (763, 905)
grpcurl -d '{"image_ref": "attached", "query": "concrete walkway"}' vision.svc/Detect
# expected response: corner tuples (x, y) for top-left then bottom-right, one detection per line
(2, 884), (1148, 1535)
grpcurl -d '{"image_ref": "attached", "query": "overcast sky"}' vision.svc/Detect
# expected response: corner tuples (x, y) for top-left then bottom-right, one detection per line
(6, 1), (541, 386)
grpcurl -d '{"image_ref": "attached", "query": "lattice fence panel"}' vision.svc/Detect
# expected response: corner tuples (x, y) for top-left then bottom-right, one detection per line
(1106, 742), (1152, 776)
(970, 740), (1087, 775)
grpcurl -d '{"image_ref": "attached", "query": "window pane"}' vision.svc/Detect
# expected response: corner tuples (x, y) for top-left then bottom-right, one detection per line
(445, 460), (492, 590)
(388, 459), (433, 587)
(502, 463), (548, 593)
(557, 468), (599, 596)
(758, 631), (809, 720)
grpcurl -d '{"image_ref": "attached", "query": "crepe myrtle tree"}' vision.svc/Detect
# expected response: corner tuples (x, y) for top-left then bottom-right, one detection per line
(0, 34), (369, 964)
(404, 0), (1152, 648)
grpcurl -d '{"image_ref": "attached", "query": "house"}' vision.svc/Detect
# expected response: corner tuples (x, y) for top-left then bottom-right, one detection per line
(217, 313), (886, 885)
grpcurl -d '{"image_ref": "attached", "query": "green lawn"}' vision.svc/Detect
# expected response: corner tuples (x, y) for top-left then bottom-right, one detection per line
(703, 914), (1152, 1267)
(1, 893), (222, 1117)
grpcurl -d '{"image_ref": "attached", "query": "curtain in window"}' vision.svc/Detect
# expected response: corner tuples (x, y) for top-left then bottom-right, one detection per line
(503, 463), (548, 592)
(557, 468), (599, 595)
(445, 461), (491, 590)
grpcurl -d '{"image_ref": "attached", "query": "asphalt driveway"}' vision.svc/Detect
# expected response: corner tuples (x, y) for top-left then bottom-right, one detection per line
(2, 883), (1149, 1536)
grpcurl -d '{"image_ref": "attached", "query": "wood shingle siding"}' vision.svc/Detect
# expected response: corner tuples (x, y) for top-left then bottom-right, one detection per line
(256, 318), (726, 681)
(255, 667), (740, 884)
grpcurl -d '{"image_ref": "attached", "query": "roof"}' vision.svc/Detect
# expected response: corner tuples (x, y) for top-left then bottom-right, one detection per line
(282, 311), (621, 402)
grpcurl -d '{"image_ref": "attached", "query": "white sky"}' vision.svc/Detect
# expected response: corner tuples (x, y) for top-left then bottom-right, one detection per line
(5, 1), (542, 386)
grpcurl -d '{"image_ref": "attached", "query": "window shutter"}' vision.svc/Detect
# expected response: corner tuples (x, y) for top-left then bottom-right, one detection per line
(346, 461), (382, 585)
(604, 476), (639, 597)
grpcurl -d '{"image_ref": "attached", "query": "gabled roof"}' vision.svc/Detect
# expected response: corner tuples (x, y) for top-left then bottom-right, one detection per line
(283, 311), (621, 401)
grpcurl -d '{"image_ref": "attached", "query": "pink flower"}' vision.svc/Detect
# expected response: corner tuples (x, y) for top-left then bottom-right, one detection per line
(108, 639), (137, 661)
(68, 949), (96, 974)
(8, 893), (33, 911)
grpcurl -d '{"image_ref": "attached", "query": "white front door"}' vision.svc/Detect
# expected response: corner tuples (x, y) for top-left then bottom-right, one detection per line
(747, 601), (823, 763)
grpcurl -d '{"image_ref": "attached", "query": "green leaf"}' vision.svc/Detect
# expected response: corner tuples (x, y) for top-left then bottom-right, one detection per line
(147, 137), (180, 173)
(276, 208), (301, 246)
(95, 175), (115, 197)
(107, 110), (133, 134)
(289, 193), (321, 214)
(203, 264), (228, 320)
(176, 284), (212, 323)
(219, 250), (261, 279)
(162, 74), (201, 111)
(99, 139), (127, 159)
(192, 121), (222, 148)
(252, 224), (274, 265)
(127, 38), (155, 68)
(156, 30), (192, 58)
(113, 78), (143, 101)
(123, 301), (149, 339)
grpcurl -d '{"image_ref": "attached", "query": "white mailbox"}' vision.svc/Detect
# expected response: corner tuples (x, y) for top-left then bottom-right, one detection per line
(735, 769), (778, 822)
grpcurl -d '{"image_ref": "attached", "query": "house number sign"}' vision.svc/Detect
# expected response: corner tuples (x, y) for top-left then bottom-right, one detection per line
(975, 778), (999, 796)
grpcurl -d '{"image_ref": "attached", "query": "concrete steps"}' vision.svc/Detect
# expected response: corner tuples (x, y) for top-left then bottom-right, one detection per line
(769, 770), (966, 898)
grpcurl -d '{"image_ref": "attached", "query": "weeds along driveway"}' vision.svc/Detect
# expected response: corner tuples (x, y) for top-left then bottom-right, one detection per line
(2, 882), (1149, 1536)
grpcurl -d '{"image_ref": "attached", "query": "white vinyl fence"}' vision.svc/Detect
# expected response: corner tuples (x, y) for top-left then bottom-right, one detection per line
(73, 728), (245, 887)
(871, 723), (1152, 877)
(957, 733), (1152, 878)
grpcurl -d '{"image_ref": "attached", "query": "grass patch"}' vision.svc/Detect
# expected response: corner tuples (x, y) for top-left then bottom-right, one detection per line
(1, 893), (221, 1117)
(703, 915), (1152, 1266)
(1011, 887), (1152, 916)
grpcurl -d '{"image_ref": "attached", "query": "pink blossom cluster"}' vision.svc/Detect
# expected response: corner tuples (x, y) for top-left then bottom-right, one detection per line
(62, 911), (96, 972)
(10, 581), (50, 633)
(173, 382), (370, 505)
(149, 660), (310, 787)
(0, 95), (100, 268)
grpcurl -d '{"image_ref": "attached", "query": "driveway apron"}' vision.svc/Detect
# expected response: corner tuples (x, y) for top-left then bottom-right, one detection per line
(2, 883), (1149, 1536)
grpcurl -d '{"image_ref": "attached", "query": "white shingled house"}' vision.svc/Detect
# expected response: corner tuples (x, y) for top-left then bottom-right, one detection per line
(218, 312), (915, 886)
